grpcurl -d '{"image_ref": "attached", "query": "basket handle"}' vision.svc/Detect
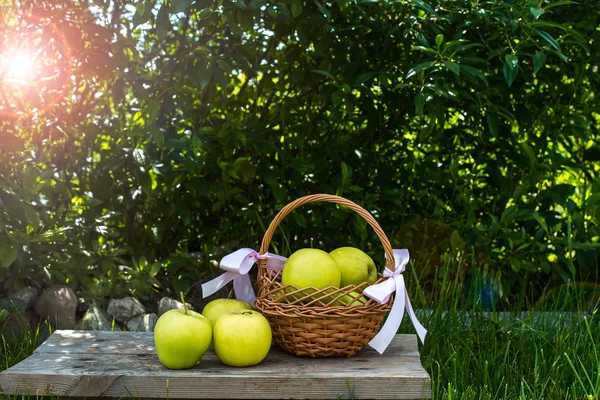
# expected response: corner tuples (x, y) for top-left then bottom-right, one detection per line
(259, 194), (396, 271)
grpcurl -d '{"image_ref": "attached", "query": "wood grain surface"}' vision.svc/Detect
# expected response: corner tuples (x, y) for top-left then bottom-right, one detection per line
(0, 330), (431, 399)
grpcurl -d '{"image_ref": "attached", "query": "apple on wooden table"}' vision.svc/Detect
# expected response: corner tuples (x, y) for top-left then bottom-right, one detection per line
(153, 293), (212, 369)
(202, 298), (253, 327)
(213, 310), (272, 367)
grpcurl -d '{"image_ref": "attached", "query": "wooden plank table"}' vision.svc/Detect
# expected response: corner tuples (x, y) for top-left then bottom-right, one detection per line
(0, 330), (431, 399)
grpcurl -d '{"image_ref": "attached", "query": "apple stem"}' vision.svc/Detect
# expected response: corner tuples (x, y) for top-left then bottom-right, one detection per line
(180, 291), (188, 315)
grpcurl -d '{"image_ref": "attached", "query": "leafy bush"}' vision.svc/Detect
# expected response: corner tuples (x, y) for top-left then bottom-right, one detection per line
(1, 0), (598, 305)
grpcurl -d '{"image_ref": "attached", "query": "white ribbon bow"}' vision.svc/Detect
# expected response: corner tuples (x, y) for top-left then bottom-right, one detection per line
(201, 248), (287, 306)
(363, 249), (427, 354)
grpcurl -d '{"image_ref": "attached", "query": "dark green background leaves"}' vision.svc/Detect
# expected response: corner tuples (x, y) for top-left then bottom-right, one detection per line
(0, 0), (598, 306)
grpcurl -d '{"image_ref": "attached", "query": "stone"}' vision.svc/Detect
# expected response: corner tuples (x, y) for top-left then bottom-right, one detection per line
(79, 303), (113, 331)
(9, 286), (40, 308)
(0, 298), (27, 315)
(2, 309), (36, 342)
(158, 297), (193, 317)
(34, 285), (78, 329)
(107, 297), (145, 323)
(126, 313), (158, 332)
(77, 297), (90, 317)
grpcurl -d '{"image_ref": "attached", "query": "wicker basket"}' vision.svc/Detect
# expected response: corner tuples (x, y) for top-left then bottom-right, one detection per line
(254, 194), (395, 357)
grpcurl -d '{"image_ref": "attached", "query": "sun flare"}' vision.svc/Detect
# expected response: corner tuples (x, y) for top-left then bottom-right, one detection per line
(3, 51), (36, 83)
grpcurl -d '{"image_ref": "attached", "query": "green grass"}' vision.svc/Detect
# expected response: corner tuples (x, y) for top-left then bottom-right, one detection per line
(0, 274), (598, 399)
(405, 308), (600, 399)
(0, 320), (51, 400)
(400, 260), (600, 400)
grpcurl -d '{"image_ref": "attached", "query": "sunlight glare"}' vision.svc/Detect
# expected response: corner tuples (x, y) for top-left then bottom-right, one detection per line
(4, 51), (36, 83)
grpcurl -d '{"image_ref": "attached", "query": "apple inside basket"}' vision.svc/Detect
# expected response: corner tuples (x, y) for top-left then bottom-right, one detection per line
(254, 194), (395, 358)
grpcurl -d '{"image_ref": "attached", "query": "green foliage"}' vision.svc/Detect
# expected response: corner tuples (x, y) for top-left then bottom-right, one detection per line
(0, 0), (598, 303)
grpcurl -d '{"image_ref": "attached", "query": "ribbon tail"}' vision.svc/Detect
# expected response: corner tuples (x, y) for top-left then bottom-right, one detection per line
(201, 271), (238, 298)
(368, 275), (406, 354)
(233, 274), (256, 306)
(404, 292), (427, 344)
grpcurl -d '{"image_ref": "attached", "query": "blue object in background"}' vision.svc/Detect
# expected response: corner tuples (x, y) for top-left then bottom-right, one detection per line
(465, 270), (503, 310)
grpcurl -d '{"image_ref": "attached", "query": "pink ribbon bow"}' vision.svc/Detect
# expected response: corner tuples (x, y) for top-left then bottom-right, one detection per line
(363, 249), (427, 354)
(201, 248), (287, 306)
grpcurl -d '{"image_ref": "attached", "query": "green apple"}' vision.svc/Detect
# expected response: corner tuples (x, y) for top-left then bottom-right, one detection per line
(329, 247), (377, 287)
(281, 248), (341, 290)
(202, 298), (253, 327)
(154, 309), (212, 369)
(333, 290), (368, 307)
(213, 310), (272, 367)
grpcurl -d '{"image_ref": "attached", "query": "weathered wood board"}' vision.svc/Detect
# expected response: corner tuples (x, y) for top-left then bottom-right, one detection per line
(0, 330), (431, 399)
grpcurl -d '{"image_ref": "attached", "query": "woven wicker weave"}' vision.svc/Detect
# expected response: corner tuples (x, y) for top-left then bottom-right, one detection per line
(255, 194), (394, 357)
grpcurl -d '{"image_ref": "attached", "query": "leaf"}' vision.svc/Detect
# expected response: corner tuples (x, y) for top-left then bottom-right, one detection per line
(148, 125), (164, 149)
(237, 10), (254, 31)
(313, 0), (330, 19)
(450, 157), (459, 180)
(135, 2), (145, 16)
(443, 61), (460, 76)
(412, 45), (437, 56)
(0, 244), (18, 268)
(522, 143), (536, 168)
(292, 3), (303, 17)
(533, 52), (547, 73)
(331, 91), (344, 107)
(354, 72), (377, 85)
(406, 61), (436, 79)
(156, 4), (171, 40)
(536, 30), (561, 52)
(460, 65), (488, 85)
(486, 113), (498, 137)
(501, 205), (518, 225)
(171, 0), (194, 13)
(435, 34), (444, 48)
(454, 43), (485, 52)
(1, 192), (40, 228)
(150, 226), (163, 244)
(22, 168), (38, 198)
(293, 212), (307, 227)
(545, 184), (575, 205)
(503, 54), (519, 87)
(510, 258), (521, 272)
(543, 0), (577, 9)
(530, 7), (545, 20)
(249, 0), (268, 9)
(532, 212), (548, 233)
(531, 21), (569, 31)
(488, 47), (509, 60)
(414, 92), (425, 115)
(29, 227), (70, 243)
(271, 184), (287, 204)
(341, 162), (351, 186)
(311, 69), (335, 80)
(133, 148), (147, 166)
(412, 0), (438, 16)
(505, 54), (518, 69)
(150, 262), (162, 277)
